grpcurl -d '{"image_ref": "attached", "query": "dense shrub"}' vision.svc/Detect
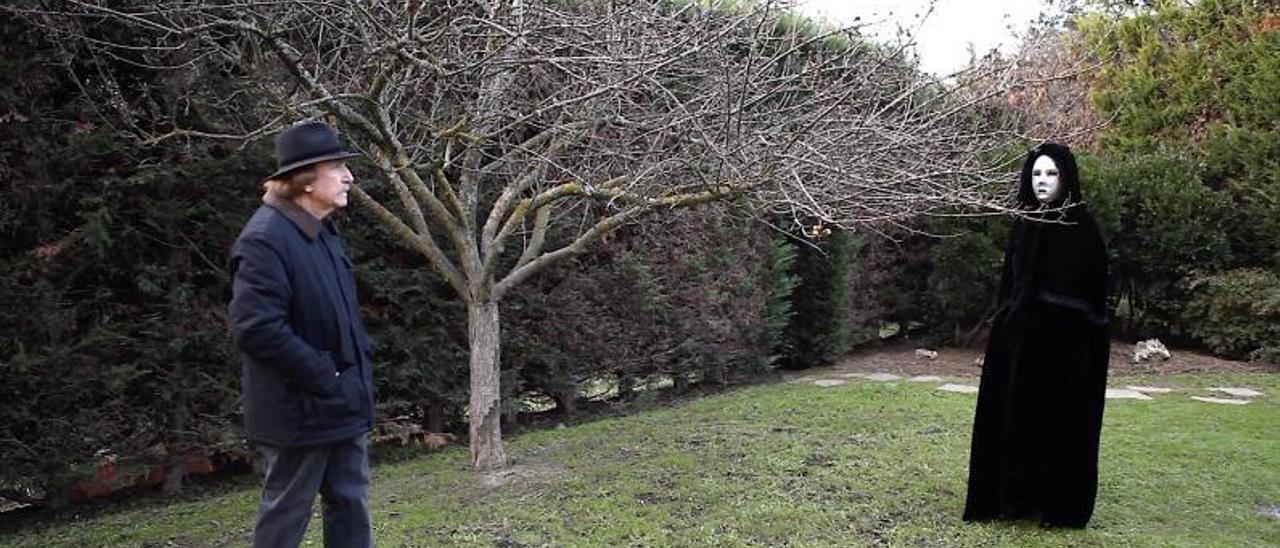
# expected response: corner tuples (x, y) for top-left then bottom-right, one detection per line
(839, 235), (884, 349)
(758, 234), (801, 368)
(1201, 126), (1280, 270)
(926, 218), (1010, 346)
(777, 229), (858, 369)
(502, 205), (788, 411)
(0, 137), (263, 503)
(1068, 0), (1278, 347)
(860, 230), (934, 341)
(1182, 268), (1280, 362)
(1081, 0), (1279, 154)
(1092, 152), (1232, 338)
(344, 228), (469, 433)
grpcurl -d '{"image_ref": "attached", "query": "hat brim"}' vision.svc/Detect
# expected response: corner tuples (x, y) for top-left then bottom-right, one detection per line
(265, 150), (362, 181)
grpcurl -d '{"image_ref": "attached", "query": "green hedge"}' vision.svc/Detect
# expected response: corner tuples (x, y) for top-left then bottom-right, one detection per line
(925, 218), (1010, 346)
(1182, 268), (1280, 362)
(1090, 152), (1233, 338)
(777, 229), (857, 369)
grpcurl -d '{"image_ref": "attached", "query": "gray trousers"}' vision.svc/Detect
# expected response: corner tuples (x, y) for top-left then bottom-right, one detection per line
(253, 435), (372, 548)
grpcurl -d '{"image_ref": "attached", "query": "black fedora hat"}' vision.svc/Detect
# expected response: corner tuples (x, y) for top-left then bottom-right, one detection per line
(266, 121), (362, 180)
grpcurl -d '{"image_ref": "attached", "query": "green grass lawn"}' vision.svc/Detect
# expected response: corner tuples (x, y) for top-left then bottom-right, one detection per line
(3, 372), (1277, 547)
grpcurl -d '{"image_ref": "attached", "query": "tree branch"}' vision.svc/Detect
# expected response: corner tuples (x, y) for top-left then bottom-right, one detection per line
(494, 205), (647, 301)
(350, 185), (467, 298)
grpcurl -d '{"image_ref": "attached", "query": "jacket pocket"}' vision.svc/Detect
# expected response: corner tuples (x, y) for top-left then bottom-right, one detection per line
(325, 368), (364, 419)
(299, 368), (362, 428)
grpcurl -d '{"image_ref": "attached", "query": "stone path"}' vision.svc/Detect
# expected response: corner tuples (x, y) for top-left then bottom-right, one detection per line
(908, 375), (944, 383)
(807, 371), (1268, 406)
(1211, 387), (1264, 398)
(863, 373), (901, 382)
(1190, 396), (1251, 405)
(1105, 388), (1153, 400)
(1127, 386), (1174, 394)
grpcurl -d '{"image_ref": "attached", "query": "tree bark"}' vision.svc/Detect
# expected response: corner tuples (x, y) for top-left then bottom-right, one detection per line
(553, 388), (577, 416)
(162, 399), (189, 495)
(467, 298), (506, 470)
(674, 372), (691, 392)
(616, 374), (636, 402)
(423, 399), (445, 433)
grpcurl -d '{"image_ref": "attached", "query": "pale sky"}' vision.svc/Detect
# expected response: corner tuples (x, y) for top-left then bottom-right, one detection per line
(793, 0), (1058, 77)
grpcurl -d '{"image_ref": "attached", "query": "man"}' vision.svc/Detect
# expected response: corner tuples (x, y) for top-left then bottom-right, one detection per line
(229, 121), (375, 547)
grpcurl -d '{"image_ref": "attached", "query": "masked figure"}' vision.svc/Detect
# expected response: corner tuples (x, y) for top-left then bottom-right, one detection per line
(963, 142), (1111, 528)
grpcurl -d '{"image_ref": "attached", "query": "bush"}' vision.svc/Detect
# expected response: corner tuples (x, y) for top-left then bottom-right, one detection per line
(1092, 152), (1232, 338)
(0, 137), (260, 504)
(345, 237), (469, 433)
(777, 229), (857, 369)
(756, 232), (800, 369)
(1081, 0), (1279, 154)
(1201, 126), (1280, 270)
(502, 205), (782, 412)
(1182, 268), (1280, 361)
(926, 218), (1010, 346)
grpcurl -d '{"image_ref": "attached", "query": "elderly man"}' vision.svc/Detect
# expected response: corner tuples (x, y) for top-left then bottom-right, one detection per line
(229, 121), (375, 547)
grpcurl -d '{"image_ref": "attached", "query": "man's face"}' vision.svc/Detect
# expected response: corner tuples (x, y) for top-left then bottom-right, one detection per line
(308, 160), (353, 212)
(1031, 155), (1062, 204)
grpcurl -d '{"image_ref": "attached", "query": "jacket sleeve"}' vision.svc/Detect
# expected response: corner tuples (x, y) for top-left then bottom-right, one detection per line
(229, 233), (336, 395)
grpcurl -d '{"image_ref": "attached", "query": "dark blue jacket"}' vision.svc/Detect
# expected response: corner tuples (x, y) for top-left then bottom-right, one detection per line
(229, 195), (374, 448)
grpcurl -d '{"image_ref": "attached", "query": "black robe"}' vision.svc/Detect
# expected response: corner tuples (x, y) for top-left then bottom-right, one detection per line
(963, 143), (1111, 528)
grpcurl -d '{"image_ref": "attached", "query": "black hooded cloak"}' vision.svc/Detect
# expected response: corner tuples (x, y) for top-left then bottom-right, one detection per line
(962, 142), (1111, 528)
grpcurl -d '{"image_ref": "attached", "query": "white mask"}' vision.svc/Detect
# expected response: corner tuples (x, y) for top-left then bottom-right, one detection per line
(1031, 155), (1062, 204)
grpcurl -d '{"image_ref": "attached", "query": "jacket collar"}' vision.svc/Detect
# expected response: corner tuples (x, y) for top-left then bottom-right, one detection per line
(263, 193), (325, 240)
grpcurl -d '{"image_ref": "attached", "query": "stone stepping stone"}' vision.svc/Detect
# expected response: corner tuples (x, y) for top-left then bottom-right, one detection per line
(909, 375), (944, 383)
(864, 373), (902, 382)
(1105, 388), (1153, 401)
(1126, 385), (1175, 394)
(836, 372), (868, 379)
(1210, 387), (1264, 398)
(1190, 396), (1250, 405)
(937, 383), (979, 394)
(1257, 504), (1280, 519)
(813, 379), (847, 388)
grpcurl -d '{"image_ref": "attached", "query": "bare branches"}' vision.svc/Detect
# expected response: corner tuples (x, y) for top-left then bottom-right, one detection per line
(494, 205), (647, 301)
(350, 185), (467, 298)
(22, 0), (1050, 299)
(16, 0), (1095, 474)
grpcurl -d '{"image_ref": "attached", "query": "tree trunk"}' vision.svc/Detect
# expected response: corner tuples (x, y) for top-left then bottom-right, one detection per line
(553, 388), (577, 416)
(423, 399), (445, 433)
(616, 374), (635, 401)
(467, 299), (507, 470)
(673, 372), (690, 393)
(162, 400), (189, 495)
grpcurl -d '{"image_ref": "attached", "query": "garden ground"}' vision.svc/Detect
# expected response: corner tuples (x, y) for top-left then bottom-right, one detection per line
(1, 344), (1276, 547)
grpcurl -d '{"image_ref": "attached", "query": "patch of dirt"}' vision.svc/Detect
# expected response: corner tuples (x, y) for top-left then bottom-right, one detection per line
(819, 340), (1275, 378)
(477, 462), (566, 490)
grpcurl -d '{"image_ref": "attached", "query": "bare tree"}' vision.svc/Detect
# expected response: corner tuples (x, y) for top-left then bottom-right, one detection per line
(956, 3), (1112, 151)
(20, 0), (1032, 470)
